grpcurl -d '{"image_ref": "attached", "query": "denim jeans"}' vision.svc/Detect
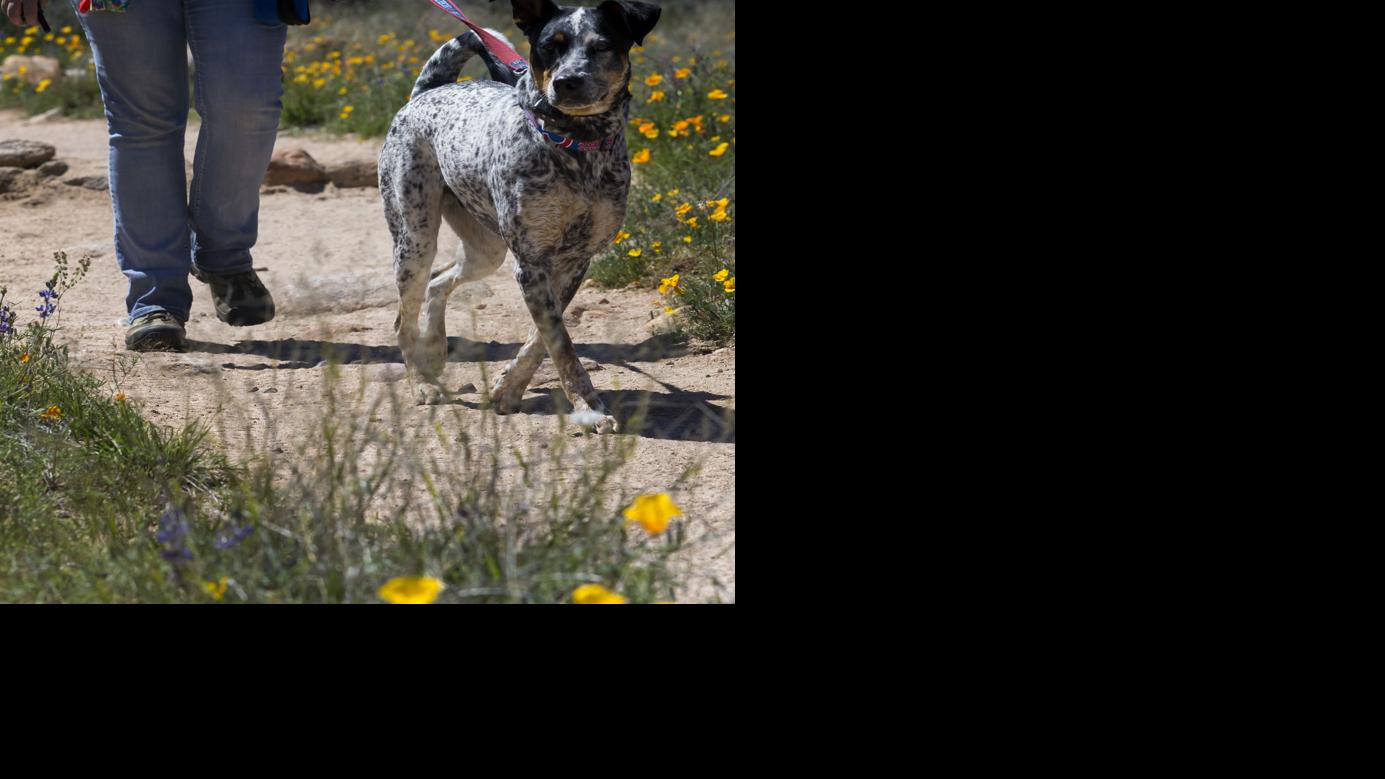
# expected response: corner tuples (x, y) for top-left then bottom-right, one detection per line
(74, 0), (286, 322)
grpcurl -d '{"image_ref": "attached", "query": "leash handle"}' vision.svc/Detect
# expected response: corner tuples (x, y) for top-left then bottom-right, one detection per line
(426, 0), (528, 74)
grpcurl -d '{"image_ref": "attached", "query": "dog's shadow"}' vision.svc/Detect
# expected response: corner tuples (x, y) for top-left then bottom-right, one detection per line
(186, 332), (690, 369)
(455, 387), (735, 443)
(185, 334), (731, 442)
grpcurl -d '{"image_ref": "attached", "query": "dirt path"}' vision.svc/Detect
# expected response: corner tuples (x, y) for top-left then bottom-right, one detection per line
(0, 110), (735, 601)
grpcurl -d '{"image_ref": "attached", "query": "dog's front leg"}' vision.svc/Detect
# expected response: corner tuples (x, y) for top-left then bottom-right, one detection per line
(506, 259), (616, 433)
(489, 261), (587, 415)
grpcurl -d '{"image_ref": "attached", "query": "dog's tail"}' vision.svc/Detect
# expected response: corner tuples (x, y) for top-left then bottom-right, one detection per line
(411, 28), (519, 100)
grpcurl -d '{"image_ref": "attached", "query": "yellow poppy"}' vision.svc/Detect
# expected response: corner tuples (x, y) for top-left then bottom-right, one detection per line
(378, 576), (444, 604)
(572, 584), (629, 604)
(622, 493), (684, 534)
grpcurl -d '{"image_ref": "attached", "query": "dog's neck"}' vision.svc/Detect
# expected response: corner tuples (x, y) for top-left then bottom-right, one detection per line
(517, 72), (629, 143)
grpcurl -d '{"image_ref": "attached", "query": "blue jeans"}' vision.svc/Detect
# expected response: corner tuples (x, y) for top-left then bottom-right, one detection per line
(75, 0), (286, 322)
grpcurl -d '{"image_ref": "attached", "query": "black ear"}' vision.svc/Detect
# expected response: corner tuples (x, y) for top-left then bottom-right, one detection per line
(598, 1), (661, 47)
(511, 0), (559, 35)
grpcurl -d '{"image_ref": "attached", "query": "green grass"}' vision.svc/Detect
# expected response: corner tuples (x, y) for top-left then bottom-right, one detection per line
(1, 253), (709, 604)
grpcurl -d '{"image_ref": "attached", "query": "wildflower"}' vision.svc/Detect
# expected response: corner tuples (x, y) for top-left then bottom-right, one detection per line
(312, 78), (326, 89)
(640, 122), (659, 139)
(675, 202), (692, 218)
(622, 493), (683, 534)
(674, 67), (691, 79)
(658, 274), (680, 294)
(663, 306), (675, 314)
(667, 188), (679, 196)
(34, 78), (51, 93)
(378, 576), (444, 604)
(613, 229), (631, 244)
(686, 216), (699, 228)
(706, 197), (730, 209)
(724, 276), (735, 293)
(213, 525), (254, 550)
(710, 208), (729, 222)
(39, 405), (60, 420)
(709, 142), (730, 157)
(155, 506), (193, 562)
(338, 86), (348, 95)
(713, 269), (729, 282)
(647, 90), (665, 103)
(651, 192), (662, 202)
(18, 352), (29, 364)
(707, 88), (728, 99)
(572, 584), (629, 604)
(682, 235), (693, 243)
(643, 73), (663, 86)
(632, 147), (651, 164)
(114, 392), (126, 402)
(717, 114), (731, 123)
(202, 577), (228, 601)
(628, 248), (642, 257)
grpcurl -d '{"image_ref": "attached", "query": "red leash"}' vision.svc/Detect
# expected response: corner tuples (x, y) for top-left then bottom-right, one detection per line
(426, 0), (529, 75)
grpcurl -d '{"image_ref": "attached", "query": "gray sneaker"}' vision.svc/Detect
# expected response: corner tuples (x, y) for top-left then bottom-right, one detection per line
(125, 311), (188, 352)
(191, 266), (276, 326)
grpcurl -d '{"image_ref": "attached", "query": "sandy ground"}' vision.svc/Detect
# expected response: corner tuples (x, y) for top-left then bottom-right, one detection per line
(0, 109), (734, 602)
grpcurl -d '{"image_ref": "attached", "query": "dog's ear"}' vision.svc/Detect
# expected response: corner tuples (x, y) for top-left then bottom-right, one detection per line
(597, 1), (661, 47)
(511, 0), (560, 35)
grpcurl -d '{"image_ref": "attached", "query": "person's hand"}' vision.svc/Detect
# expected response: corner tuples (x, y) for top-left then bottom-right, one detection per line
(3, 0), (46, 28)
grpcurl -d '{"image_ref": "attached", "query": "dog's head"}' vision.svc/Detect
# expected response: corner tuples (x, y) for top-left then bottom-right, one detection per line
(510, 0), (661, 116)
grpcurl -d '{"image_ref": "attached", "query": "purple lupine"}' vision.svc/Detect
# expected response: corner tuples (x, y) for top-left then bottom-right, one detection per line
(155, 506), (193, 562)
(0, 304), (12, 336)
(214, 525), (254, 550)
(35, 289), (58, 320)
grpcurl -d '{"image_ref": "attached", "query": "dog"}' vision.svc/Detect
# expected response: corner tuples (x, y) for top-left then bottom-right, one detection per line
(378, 0), (661, 434)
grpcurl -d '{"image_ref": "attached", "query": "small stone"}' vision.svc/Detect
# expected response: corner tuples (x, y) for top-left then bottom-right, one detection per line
(598, 298), (610, 304)
(262, 387), (278, 394)
(456, 382), (477, 394)
(0, 139), (56, 169)
(0, 167), (38, 194)
(325, 159), (379, 188)
(36, 159), (68, 178)
(264, 147), (328, 191)
(63, 175), (109, 191)
(249, 386), (259, 393)
(475, 303), (487, 310)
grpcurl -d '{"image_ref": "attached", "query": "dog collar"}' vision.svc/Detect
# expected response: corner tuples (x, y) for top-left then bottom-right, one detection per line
(524, 109), (620, 153)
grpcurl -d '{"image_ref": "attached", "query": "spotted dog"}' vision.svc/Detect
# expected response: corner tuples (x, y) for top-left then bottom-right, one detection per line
(379, 0), (660, 434)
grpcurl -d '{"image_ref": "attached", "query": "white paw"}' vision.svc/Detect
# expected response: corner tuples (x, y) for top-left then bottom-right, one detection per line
(415, 384), (450, 405)
(570, 408), (619, 434)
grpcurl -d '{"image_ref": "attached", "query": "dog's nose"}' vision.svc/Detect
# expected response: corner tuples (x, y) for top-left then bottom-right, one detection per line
(554, 75), (585, 95)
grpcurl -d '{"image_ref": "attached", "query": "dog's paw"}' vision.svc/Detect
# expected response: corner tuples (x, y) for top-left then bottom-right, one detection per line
(415, 384), (450, 405)
(570, 408), (619, 434)
(487, 377), (524, 414)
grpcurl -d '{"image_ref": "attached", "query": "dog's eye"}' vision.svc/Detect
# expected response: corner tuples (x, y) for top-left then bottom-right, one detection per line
(591, 42), (611, 53)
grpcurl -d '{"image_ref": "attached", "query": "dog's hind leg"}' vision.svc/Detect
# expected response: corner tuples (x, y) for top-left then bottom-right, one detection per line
(415, 199), (508, 386)
(379, 133), (446, 400)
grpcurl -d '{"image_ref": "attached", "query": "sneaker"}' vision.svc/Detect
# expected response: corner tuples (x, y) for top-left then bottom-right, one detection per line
(125, 311), (188, 352)
(191, 266), (276, 326)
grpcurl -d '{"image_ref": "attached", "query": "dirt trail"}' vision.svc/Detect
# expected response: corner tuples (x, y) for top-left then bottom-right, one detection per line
(0, 110), (734, 601)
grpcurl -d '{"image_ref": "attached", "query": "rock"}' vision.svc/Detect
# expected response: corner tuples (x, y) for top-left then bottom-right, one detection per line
(36, 160), (68, 178)
(0, 139), (56, 169)
(598, 298), (610, 304)
(326, 159), (378, 188)
(456, 382), (477, 394)
(262, 387), (278, 394)
(63, 175), (109, 191)
(24, 107), (64, 125)
(264, 147), (328, 191)
(0, 167), (38, 194)
(0, 55), (61, 86)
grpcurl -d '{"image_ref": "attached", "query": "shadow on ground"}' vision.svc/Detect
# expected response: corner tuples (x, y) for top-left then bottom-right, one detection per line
(455, 386), (734, 443)
(185, 333), (691, 369)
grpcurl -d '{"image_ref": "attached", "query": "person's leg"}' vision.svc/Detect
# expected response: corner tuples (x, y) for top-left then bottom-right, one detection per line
(184, 0), (286, 277)
(74, 0), (193, 323)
